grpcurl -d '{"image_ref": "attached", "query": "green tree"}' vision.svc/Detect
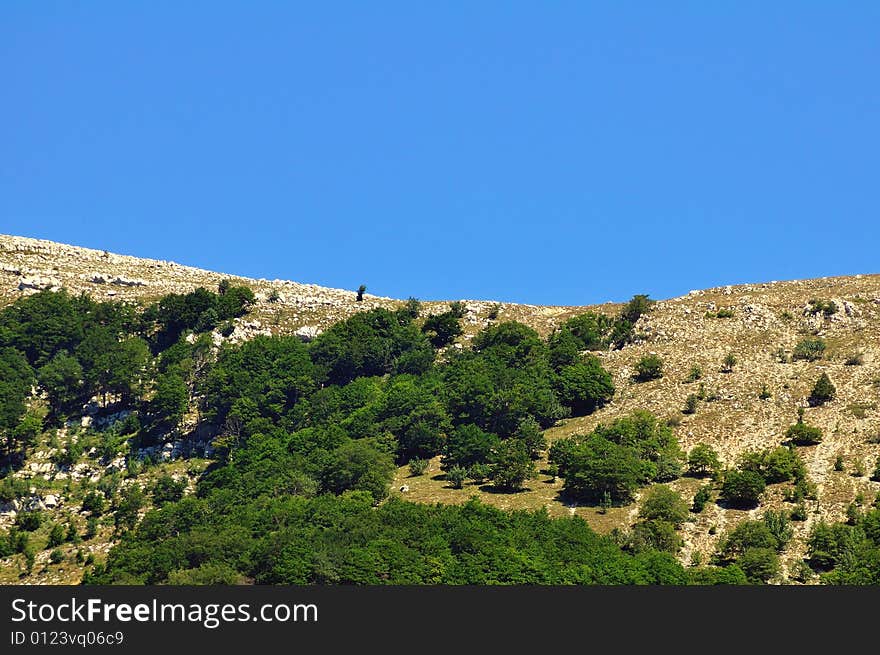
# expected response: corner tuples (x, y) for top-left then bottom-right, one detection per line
(553, 356), (614, 416)
(320, 440), (396, 502)
(627, 519), (682, 554)
(114, 485), (146, 531)
(550, 433), (645, 504)
(513, 416), (546, 460)
(37, 351), (83, 415)
(688, 444), (720, 477)
(489, 439), (535, 491)
(720, 520), (779, 559)
(47, 522), (65, 548)
(720, 470), (766, 508)
(421, 311), (463, 348)
(737, 548), (779, 584)
(639, 486), (689, 527)
(0, 347), (34, 455)
(148, 372), (189, 431)
(442, 423), (499, 469)
(808, 372), (836, 407)
(81, 491), (105, 516)
(620, 294), (654, 325)
(153, 475), (186, 506)
(763, 510), (793, 549)
(446, 465), (468, 489)
(356, 285), (366, 302)
(691, 485), (712, 513)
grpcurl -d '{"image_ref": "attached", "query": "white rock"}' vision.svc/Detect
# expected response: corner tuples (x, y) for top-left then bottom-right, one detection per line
(110, 275), (146, 287)
(294, 326), (322, 342)
(18, 275), (61, 291)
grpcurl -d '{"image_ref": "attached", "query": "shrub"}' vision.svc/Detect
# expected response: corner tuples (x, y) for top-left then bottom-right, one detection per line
(849, 403), (872, 420)
(773, 347), (790, 363)
(408, 458), (428, 477)
(691, 485), (712, 513)
(786, 413), (823, 446)
(720, 470), (766, 508)
(0, 477), (29, 504)
(467, 463), (490, 484)
(686, 364), (702, 382)
(790, 503), (807, 521)
(634, 355), (663, 382)
(81, 491), (105, 515)
(721, 352), (737, 373)
(758, 384), (771, 400)
(52, 437), (83, 468)
(715, 308), (735, 318)
(85, 517), (99, 539)
(47, 522), (65, 548)
(792, 338), (826, 362)
(808, 373), (836, 406)
(486, 303), (501, 321)
(845, 351), (864, 366)
(356, 285), (366, 302)
(852, 459), (865, 477)
(682, 394), (698, 415)
(446, 465), (467, 489)
(806, 299), (837, 316)
(15, 512), (43, 532)
(834, 454), (844, 472)
(871, 458), (880, 482)
(49, 549), (64, 564)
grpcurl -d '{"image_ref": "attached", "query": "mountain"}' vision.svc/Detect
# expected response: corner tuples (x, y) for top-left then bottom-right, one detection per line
(1, 233), (879, 584)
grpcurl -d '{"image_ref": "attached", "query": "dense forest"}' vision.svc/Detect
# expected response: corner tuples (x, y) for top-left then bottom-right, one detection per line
(0, 286), (877, 585)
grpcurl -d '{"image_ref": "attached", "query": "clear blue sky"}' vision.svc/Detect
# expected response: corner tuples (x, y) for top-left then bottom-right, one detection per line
(2, 3), (878, 305)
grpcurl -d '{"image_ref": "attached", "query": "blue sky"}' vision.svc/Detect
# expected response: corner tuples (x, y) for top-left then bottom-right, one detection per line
(2, 3), (878, 305)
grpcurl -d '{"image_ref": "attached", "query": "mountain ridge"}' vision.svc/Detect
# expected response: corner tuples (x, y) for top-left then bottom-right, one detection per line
(1, 233), (879, 584)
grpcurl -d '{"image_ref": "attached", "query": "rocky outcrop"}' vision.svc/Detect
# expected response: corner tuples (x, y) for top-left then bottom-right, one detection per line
(18, 275), (61, 291)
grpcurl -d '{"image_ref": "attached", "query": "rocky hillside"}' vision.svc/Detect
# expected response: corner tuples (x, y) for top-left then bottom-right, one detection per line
(0, 234), (581, 340)
(1, 233), (879, 584)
